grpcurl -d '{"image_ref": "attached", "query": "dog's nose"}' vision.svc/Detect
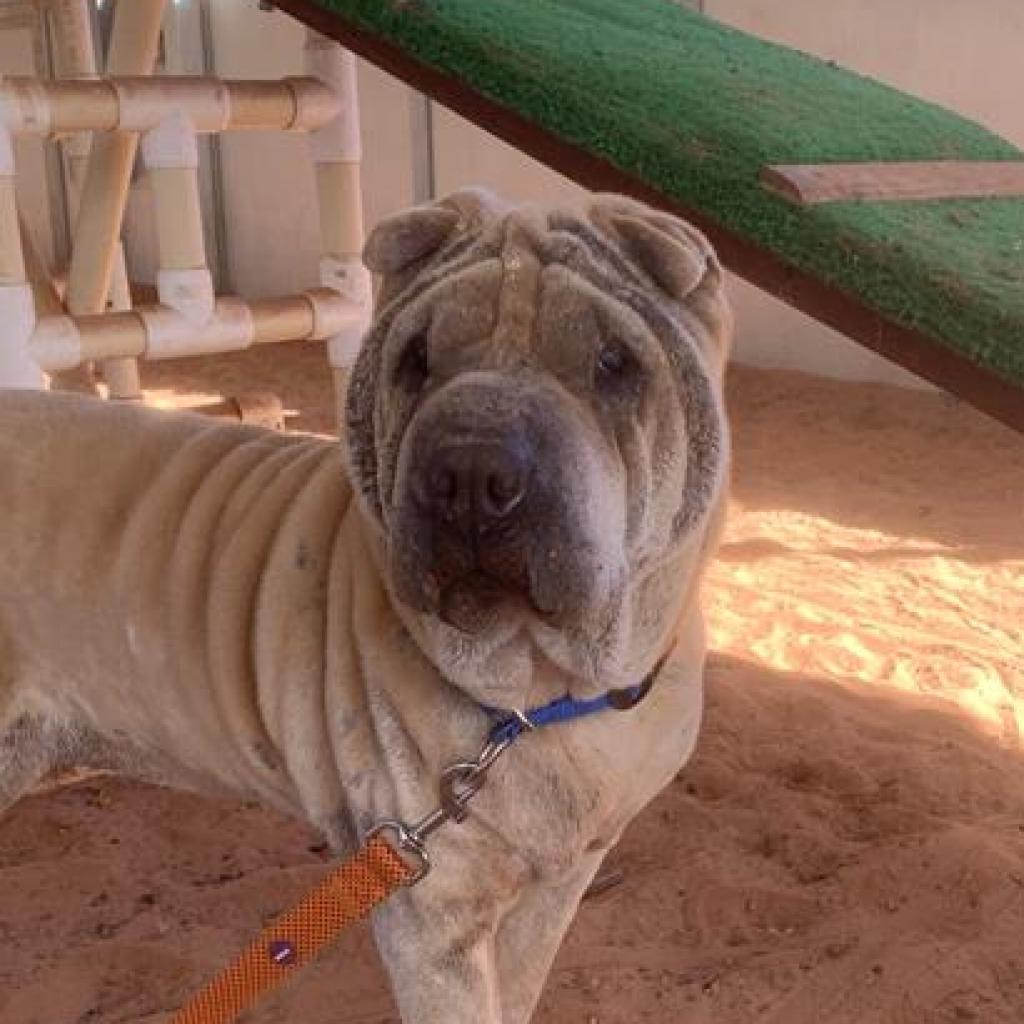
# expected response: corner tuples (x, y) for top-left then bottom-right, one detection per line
(423, 440), (529, 532)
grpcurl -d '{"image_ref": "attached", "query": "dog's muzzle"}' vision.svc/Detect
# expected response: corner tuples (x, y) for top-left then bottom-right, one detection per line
(392, 374), (587, 634)
(412, 424), (536, 632)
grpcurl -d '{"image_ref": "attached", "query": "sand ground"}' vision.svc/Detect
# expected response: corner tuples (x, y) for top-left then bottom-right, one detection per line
(1, 349), (1022, 1023)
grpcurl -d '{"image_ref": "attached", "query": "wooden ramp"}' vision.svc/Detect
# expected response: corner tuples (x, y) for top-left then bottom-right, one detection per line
(275, 0), (1024, 432)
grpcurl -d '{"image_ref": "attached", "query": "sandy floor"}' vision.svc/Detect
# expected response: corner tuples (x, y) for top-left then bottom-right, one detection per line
(1, 349), (1022, 1023)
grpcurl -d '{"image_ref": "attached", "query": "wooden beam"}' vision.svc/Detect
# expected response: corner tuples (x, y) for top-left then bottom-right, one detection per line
(762, 161), (1024, 205)
(271, 0), (1024, 436)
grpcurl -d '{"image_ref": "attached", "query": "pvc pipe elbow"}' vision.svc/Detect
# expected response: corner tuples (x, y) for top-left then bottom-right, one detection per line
(29, 313), (82, 374)
(156, 267), (215, 324)
(304, 38), (361, 163)
(141, 112), (200, 170)
(141, 297), (254, 360)
(285, 76), (340, 131)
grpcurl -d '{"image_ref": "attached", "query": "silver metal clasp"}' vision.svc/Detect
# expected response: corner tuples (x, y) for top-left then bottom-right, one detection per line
(370, 723), (520, 885)
(367, 820), (431, 884)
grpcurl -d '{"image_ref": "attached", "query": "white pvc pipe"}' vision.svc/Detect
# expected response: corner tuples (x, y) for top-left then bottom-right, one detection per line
(51, 0), (98, 79)
(49, 0), (99, 223)
(143, 297), (254, 359)
(0, 125), (42, 388)
(305, 33), (372, 435)
(142, 113), (215, 324)
(102, 243), (143, 399)
(0, 76), (339, 135)
(304, 37), (361, 165)
(0, 126), (22, 281)
(29, 289), (364, 372)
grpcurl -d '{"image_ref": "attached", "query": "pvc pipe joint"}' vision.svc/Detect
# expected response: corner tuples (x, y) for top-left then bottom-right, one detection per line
(305, 36), (361, 164)
(326, 318), (369, 370)
(30, 313), (82, 373)
(319, 255), (372, 368)
(141, 297), (254, 360)
(116, 77), (231, 134)
(320, 254), (372, 307)
(141, 111), (200, 170)
(285, 76), (340, 132)
(156, 267), (215, 324)
(62, 131), (91, 161)
(0, 75), (50, 134)
(300, 286), (358, 339)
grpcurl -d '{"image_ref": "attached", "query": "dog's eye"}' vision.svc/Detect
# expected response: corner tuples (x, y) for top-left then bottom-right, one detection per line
(595, 343), (637, 387)
(395, 333), (430, 392)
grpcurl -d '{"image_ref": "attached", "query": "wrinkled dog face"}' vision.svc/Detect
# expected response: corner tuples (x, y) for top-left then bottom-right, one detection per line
(347, 191), (731, 704)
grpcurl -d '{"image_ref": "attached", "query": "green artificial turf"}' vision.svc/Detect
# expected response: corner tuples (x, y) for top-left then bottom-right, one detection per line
(311, 0), (1024, 386)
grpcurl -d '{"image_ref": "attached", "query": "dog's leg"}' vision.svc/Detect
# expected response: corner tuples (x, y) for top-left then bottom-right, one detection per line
(0, 624), (53, 813)
(0, 709), (57, 814)
(0, 644), (76, 814)
(494, 854), (604, 1024)
(372, 885), (504, 1023)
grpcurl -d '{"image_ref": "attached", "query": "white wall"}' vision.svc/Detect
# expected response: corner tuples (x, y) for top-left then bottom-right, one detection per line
(705, 0), (1024, 149)
(704, 0), (1024, 385)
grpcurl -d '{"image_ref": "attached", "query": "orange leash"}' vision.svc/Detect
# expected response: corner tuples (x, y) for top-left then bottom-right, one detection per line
(170, 835), (413, 1024)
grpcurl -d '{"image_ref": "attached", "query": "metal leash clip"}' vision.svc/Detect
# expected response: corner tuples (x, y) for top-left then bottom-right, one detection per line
(368, 724), (521, 884)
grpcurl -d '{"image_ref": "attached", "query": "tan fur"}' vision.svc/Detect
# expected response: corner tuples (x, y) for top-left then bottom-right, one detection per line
(0, 190), (731, 1023)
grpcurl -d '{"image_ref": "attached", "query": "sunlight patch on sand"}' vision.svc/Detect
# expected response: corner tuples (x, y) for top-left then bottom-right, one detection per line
(709, 502), (1024, 743)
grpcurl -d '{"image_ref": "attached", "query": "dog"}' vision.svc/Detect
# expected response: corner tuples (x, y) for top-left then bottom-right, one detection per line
(0, 189), (731, 1023)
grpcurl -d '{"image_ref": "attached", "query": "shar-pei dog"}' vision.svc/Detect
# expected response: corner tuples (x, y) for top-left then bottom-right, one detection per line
(0, 189), (731, 1022)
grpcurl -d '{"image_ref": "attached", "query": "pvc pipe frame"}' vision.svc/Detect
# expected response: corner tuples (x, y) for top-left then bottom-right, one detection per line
(0, 19), (371, 415)
(0, 76), (340, 136)
(29, 288), (362, 371)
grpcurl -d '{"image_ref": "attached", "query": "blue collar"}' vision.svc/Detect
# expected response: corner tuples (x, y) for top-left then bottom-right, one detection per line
(485, 649), (670, 748)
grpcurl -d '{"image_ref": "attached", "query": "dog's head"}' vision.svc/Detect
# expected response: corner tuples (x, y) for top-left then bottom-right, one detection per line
(346, 190), (731, 705)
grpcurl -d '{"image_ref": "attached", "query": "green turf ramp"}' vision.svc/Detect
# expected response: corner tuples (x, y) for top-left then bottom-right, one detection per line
(307, 0), (1024, 391)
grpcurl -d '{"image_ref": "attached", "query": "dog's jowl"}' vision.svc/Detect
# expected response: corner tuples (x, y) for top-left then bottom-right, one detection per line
(0, 190), (731, 1024)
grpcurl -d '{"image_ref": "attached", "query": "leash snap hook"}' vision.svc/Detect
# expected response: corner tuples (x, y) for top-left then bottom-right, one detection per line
(438, 760), (487, 823)
(367, 820), (431, 884)
(439, 728), (516, 823)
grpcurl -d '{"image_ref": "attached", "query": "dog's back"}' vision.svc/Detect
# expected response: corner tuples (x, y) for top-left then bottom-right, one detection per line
(0, 391), (341, 812)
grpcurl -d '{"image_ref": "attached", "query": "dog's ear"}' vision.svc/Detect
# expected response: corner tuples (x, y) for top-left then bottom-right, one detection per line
(596, 198), (731, 369)
(363, 188), (510, 279)
(607, 210), (718, 301)
(363, 205), (461, 276)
